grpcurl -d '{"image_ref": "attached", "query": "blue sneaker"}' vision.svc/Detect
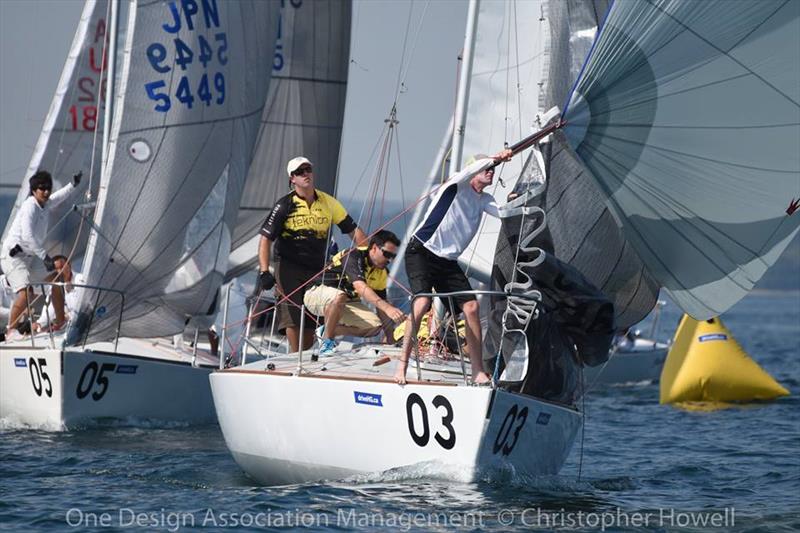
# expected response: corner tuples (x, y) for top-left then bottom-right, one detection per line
(319, 338), (337, 357)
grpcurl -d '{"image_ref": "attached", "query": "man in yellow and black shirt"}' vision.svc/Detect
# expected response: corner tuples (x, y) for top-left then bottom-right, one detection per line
(304, 230), (406, 356)
(258, 156), (367, 352)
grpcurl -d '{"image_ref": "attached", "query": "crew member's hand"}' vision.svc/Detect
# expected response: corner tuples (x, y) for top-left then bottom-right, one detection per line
(43, 255), (56, 272)
(72, 171), (83, 186)
(259, 270), (276, 291)
(385, 305), (406, 324)
(493, 148), (513, 163)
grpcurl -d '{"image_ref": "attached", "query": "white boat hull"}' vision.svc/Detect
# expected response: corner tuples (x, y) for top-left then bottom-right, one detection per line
(0, 340), (216, 429)
(585, 340), (668, 386)
(211, 367), (581, 485)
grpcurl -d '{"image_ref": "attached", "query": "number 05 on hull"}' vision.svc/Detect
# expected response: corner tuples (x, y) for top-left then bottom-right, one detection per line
(0, 341), (216, 429)
(210, 365), (581, 486)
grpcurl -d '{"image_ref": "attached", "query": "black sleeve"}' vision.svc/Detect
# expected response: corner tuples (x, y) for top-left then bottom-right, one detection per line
(260, 197), (291, 240)
(337, 214), (357, 235)
(341, 251), (366, 284)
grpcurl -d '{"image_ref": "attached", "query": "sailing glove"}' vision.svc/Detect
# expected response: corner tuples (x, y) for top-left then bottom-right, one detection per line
(9, 244), (23, 257)
(73, 171), (83, 186)
(259, 270), (276, 291)
(43, 255), (56, 272)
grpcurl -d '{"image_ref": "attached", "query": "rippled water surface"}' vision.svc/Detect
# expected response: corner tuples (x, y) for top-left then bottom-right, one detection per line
(2, 292), (798, 531)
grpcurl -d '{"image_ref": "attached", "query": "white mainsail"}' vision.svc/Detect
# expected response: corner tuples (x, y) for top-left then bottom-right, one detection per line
(226, 0), (351, 279)
(562, 0), (800, 319)
(70, 0), (280, 343)
(1, 0), (109, 259)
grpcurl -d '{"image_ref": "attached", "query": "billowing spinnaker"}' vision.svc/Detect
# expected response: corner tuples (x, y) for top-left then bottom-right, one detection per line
(72, 0), (280, 343)
(563, 0), (800, 319)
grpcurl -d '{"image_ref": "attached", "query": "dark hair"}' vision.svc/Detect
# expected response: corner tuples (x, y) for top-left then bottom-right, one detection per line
(29, 170), (52, 195)
(52, 255), (68, 263)
(369, 229), (400, 249)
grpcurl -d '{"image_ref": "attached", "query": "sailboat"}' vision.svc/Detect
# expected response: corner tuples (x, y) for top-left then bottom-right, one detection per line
(211, 0), (799, 485)
(0, 0), (281, 428)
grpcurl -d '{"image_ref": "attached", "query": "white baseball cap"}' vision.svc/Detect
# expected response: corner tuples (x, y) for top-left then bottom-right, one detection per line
(286, 156), (312, 177)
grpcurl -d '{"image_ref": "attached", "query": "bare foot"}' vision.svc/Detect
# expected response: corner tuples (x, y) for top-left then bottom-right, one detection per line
(472, 371), (491, 385)
(393, 361), (408, 385)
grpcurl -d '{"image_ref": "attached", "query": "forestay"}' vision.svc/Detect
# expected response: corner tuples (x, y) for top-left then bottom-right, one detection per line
(1, 0), (110, 260)
(562, 0), (800, 319)
(227, 0), (351, 280)
(69, 0), (280, 344)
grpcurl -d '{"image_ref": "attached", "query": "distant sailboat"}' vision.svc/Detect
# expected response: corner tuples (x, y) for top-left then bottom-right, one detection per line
(0, 0), (281, 428)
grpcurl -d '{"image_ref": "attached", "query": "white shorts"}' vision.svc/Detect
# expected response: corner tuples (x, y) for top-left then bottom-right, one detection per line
(0, 254), (51, 293)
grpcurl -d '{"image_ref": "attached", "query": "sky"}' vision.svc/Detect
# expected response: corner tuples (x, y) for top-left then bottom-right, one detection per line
(0, 0), (468, 214)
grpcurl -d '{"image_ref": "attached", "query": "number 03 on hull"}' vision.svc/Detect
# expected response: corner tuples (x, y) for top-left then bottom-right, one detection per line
(210, 362), (581, 486)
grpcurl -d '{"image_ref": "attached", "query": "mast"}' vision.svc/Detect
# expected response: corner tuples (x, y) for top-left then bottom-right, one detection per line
(450, 0), (479, 172)
(387, 115), (453, 286)
(99, 0), (118, 185)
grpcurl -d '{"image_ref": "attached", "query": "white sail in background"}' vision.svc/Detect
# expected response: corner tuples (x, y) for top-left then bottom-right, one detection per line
(457, 0), (547, 282)
(227, 0), (351, 279)
(71, 0), (280, 343)
(1, 0), (109, 260)
(562, 0), (800, 319)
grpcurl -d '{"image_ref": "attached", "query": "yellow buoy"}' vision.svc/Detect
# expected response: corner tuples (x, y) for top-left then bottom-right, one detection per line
(660, 315), (789, 404)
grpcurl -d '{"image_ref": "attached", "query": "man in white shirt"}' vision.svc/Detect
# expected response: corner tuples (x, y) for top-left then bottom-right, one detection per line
(394, 150), (512, 385)
(0, 170), (81, 337)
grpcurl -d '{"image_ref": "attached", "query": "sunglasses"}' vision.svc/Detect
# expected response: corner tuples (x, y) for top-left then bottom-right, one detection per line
(292, 166), (313, 176)
(36, 186), (52, 192)
(380, 248), (397, 260)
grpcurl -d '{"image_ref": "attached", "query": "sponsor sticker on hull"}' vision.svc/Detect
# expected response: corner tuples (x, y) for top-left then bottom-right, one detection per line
(14, 358), (26, 367)
(354, 391), (383, 407)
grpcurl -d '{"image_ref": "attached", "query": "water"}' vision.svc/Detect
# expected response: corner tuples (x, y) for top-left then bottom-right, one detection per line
(2, 291), (798, 532)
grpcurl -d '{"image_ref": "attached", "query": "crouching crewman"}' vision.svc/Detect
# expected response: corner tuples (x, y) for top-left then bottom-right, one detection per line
(304, 230), (406, 356)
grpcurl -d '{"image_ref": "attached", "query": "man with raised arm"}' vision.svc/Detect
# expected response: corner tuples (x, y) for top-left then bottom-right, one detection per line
(394, 150), (512, 385)
(0, 170), (82, 338)
(258, 156), (367, 352)
(304, 229), (406, 355)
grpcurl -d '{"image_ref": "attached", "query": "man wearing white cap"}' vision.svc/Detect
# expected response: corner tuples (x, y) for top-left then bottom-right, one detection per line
(258, 156), (367, 352)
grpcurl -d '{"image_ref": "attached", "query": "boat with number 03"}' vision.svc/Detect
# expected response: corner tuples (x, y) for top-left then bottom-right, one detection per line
(211, 0), (798, 484)
(210, 291), (583, 485)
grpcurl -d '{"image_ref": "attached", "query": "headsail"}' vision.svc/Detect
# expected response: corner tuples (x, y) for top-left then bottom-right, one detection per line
(70, 0), (280, 343)
(562, 0), (800, 319)
(1, 0), (110, 260)
(226, 0), (351, 280)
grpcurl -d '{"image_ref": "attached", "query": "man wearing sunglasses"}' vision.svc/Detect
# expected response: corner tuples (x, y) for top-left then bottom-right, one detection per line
(1, 169), (82, 338)
(394, 149), (512, 385)
(304, 230), (406, 355)
(258, 156), (367, 352)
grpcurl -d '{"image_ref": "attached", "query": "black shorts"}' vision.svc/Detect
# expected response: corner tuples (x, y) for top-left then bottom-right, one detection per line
(275, 259), (320, 333)
(405, 238), (475, 311)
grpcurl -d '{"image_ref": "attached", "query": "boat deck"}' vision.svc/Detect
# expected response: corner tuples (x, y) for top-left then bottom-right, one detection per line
(228, 342), (475, 386)
(0, 332), (219, 367)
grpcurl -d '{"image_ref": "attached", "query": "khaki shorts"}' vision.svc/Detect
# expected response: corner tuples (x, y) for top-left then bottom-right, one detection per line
(304, 285), (382, 333)
(0, 254), (50, 293)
